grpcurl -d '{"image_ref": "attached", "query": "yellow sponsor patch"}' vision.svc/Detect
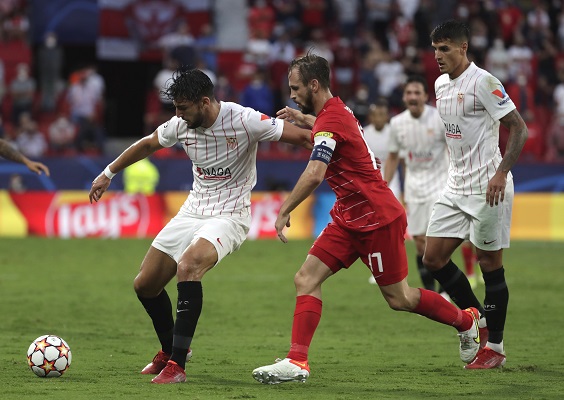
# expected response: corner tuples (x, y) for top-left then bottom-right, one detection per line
(314, 131), (334, 138)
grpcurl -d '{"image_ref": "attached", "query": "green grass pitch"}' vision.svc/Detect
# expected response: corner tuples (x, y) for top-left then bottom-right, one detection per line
(0, 238), (563, 400)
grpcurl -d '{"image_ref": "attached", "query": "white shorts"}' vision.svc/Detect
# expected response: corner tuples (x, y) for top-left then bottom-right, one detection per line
(152, 213), (251, 265)
(406, 200), (435, 237)
(426, 180), (514, 251)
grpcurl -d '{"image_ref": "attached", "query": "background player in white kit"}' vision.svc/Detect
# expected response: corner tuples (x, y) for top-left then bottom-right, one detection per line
(424, 20), (528, 369)
(88, 69), (312, 384)
(362, 99), (401, 200)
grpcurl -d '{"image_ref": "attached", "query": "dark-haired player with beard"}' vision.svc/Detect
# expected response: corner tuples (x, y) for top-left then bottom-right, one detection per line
(89, 68), (312, 384)
(252, 53), (481, 385)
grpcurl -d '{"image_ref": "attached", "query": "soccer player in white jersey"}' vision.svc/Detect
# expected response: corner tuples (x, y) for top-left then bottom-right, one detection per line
(424, 20), (528, 369)
(362, 99), (401, 199)
(383, 75), (449, 292)
(88, 69), (312, 384)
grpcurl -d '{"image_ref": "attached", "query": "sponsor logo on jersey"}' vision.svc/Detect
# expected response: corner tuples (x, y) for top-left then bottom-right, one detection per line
(260, 114), (276, 125)
(196, 166), (232, 180)
(314, 131), (334, 138)
(226, 137), (237, 150)
(492, 84), (511, 106)
(444, 122), (462, 139)
(408, 150), (433, 162)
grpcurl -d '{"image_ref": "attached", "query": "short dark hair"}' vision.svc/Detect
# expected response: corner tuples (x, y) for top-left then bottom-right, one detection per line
(373, 97), (389, 109)
(405, 75), (428, 94)
(163, 69), (215, 103)
(288, 52), (331, 89)
(430, 19), (470, 44)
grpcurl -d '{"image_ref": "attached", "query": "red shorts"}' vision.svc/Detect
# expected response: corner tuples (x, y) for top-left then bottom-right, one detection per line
(309, 214), (408, 286)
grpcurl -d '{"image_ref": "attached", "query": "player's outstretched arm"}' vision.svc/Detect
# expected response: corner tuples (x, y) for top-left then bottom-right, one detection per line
(280, 120), (313, 150)
(275, 160), (327, 243)
(487, 109), (528, 206)
(89, 131), (163, 203)
(276, 106), (316, 129)
(0, 138), (50, 176)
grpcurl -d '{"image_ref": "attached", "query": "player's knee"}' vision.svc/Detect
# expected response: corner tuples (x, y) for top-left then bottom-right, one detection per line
(293, 269), (317, 292)
(422, 254), (442, 271)
(133, 275), (160, 297)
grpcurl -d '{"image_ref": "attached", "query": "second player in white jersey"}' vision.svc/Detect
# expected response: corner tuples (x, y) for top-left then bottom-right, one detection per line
(388, 104), (447, 204)
(158, 103), (283, 217)
(435, 62), (516, 195)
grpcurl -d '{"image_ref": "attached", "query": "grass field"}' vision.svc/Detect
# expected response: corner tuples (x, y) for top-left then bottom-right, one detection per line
(1, 238), (563, 400)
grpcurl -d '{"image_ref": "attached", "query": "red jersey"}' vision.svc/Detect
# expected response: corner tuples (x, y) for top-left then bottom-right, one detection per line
(312, 97), (404, 232)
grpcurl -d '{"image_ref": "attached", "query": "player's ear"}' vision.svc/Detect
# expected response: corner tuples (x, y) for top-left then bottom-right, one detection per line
(310, 79), (319, 92)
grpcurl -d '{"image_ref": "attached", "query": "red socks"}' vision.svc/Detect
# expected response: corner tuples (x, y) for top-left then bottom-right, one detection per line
(413, 288), (473, 332)
(461, 243), (476, 276)
(287, 295), (322, 362)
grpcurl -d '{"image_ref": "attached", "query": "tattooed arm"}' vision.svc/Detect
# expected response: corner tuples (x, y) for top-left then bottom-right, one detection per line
(0, 138), (50, 176)
(486, 109), (528, 206)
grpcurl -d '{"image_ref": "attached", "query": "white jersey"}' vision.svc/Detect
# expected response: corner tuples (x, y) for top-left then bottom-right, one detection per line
(435, 62), (516, 195)
(157, 102), (283, 216)
(388, 105), (448, 203)
(362, 122), (401, 199)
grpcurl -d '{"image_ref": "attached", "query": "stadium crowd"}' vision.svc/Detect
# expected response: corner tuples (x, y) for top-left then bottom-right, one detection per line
(0, 0), (564, 162)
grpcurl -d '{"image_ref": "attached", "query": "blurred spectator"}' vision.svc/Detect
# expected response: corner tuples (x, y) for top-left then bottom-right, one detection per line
(240, 69), (274, 116)
(333, 37), (356, 101)
(485, 37), (510, 83)
(299, 0), (326, 39)
(153, 58), (179, 117)
(497, 0), (524, 46)
(506, 73), (535, 122)
(2, 7), (29, 41)
(526, 0), (550, 49)
(365, 0), (394, 50)
(248, 0), (275, 39)
(374, 51), (405, 98)
(195, 23), (218, 72)
(158, 20), (198, 68)
(507, 32), (533, 82)
(65, 69), (105, 154)
(269, 26), (296, 64)
(246, 28), (272, 68)
(346, 84), (371, 126)
(9, 63), (35, 124)
(37, 31), (64, 112)
(123, 158), (160, 195)
(8, 173), (25, 192)
(215, 73), (238, 102)
(333, 0), (361, 41)
(305, 28), (334, 65)
(468, 18), (489, 65)
(13, 112), (47, 158)
(48, 113), (76, 155)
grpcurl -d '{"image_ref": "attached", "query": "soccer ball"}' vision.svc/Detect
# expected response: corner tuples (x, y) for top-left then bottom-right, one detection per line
(27, 335), (72, 378)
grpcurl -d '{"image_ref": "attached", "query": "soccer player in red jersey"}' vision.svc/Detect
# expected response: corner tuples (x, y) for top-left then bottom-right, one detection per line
(252, 53), (481, 384)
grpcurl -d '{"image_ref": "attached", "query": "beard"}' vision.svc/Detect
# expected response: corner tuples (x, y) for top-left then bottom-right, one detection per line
(296, 90), (314, 115)
(185, 113), (204, 129)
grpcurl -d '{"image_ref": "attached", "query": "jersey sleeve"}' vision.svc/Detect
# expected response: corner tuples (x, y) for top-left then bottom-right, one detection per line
(476, 74), (516, 121)
(157, 116), (183, 148)
(241, 107), (284, 142)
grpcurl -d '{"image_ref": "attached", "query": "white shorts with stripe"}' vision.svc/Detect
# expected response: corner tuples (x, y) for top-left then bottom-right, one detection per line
(426, 180), (514, 251)
(152, 212), (251, 265)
